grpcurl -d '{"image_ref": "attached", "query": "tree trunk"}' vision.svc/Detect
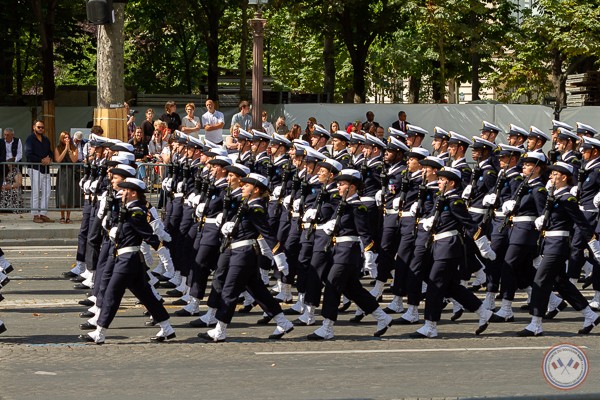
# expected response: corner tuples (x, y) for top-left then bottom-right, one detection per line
(408, 75), (421, 103)
(323, 33), (335, 103)
(206, 7), (219, 102)
(351, 53), (367, 103)
(550, 48), (565, 108)
(240, 2), (248, 100)
(471, 52), (481, 101)
(431, 62), (443, 103)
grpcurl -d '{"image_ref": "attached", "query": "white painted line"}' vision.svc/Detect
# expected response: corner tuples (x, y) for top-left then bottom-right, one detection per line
(11, 256), (73, 260)
(254, 346), (588, 356)
(34, 371), (58, 376)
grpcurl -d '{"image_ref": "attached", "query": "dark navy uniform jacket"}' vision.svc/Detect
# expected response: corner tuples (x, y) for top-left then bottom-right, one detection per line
(333, 149), (351, 168)
(329, 194), (377, 261)
(310, 183), (340, 252)
(508, 177), (547, 246)
(382, 161), (407, 208)
(578, 157), (600, 212)
(198, 178), (229, 246)
(361, 156), (383, 197)
(451, 157), (472, 188)
(468, 158), (498, 210)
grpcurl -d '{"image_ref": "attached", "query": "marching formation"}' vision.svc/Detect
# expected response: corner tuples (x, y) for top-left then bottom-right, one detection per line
(7, 117), (600, 343)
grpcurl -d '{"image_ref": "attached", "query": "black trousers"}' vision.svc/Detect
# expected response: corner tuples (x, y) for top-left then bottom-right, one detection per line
(499, 244), (536, 301)
(304, 250), (331, 307)
(296, 238), (313, 293)
(530, 254), (589, 317)
(377, 214), (401, 282)
(206, 251), (231, 309)
(405, 243), (433, 306)
(92, 238), (111, 298)
(190, 244), (219, 300)
(485, 220), (509, 293)
(424, 257), (482, 322)
(76, 200), (92, 263)
(177, 206), (196, 276)
(392, 230), (417, 297)
(97, 253), (169, 328)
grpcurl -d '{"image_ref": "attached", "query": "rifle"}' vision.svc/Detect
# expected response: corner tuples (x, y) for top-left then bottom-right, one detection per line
(481, 167), (507, 229)
(426, 182), (448, 249)
(465, 160), (481, 207)
(113, 193), (128, 257)
(92, 161), (108, 206)
(196, 177), (216, 231)
(275, 161), (292, 216)
(305, 183), (327, 240)
(220, 194), (251, 253)
(324, 189), (350, 252)
(498, 163), (538, 233)
(577, 167), (585, 201)
(413, 170), (427, 237)
(220, 183), (233, 229)
(380, 163), (389, 211)
(536, 183), (557, 252)
(396, 169), (411, 222)
(266, 154), (275, 192)
(296, 173), (310, 230)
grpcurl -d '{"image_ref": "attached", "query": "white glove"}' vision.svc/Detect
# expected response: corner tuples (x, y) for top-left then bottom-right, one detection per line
(421, 216), (435, 232)
(282, 195), (292, 209)
(149, 206), (159, 221)
(273, 253), (289, 276)
(221, 221), (235, 236)
(195, 203), (206, 218)
(79, 178), (85, 190)
(83, 180), (92, 193)
(257, 238), (274, 263)
(501, 200), (516, 214)
(150, 219), (171, 242)
(102, 215), (109, 230)
(97, 195), (107, 219)
(482, 193), (497, 207)
(164, 178), (173, 192)
(475, 236), (496, 260)
(322, 219), (336, 236)
(375, 190), (383, 207)
(545, 180), (553, 190)
(302, 208), (317, 223)
(462, 184), (472, 200)
(589, 240), (600, 261)
(593, 192), (600, 208)
(363, 251), (378, 279)
(108, 227), (118, 242)
(188, 194), (200, 208)
(293, 198), (302, 213)
(176, 182), (184, 193)
(570, 186), (578, 197)
(90, 180), (98, 193)
(409, 202), (418, 214)
(272, 186), (282, 199)
(534, 216), (544, 231)
(215, 212), (223, 226)
(392, 197), (401, 211)
(161, 178), (169, 191)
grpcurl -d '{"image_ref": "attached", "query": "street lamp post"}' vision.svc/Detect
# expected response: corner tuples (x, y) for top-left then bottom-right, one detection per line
(248, 0), (267, 130)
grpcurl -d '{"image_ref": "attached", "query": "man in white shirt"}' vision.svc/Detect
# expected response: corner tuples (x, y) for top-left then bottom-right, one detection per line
(201, 99), (225, 145)
(1, 128), (23, 163)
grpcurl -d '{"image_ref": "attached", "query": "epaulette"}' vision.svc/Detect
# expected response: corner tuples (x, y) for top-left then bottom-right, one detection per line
(538, 187), (547, 193)
(131, 210), (145, 217)
(567, 196), (578, 202)
(358, 205), (368, 212)
(461, 167), (470, 172)
(453, 199), (465, 206)
(514, 175), (524, 181)
(486, 170), (497, 176)
(252, 206), (265, 213)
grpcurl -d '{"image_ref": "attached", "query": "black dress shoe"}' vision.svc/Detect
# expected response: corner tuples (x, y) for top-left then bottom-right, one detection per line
(475, 323), (489, 336)
(145, 319), (157, 326)
(62, 271), (78, 278)
(0, 322), (6, 334)
(543, 300), (568, 320)
(197, 332), (225, 342)
(348, 314), (365, 323)
(165, 289), (183, 297)
(3, 265), (13, 275)
(78, 299), (94, 307)
(489, 314), (514, 323)
(408, 331), (429, 339)
(256, 316), (272, 325)
(306, 332), (326, 341)
(174, 309), (199, 317)
(469, 284), (483, 292)
(0, 293), (4, 303)
(282, 307), (301, 316)
(292, 319), (312, 326)
(79, 311), (95, 318)
(80, 322), (96, 330)
(517, 328), (542, 337)
(78, 334), (104, 344)
(73, 283), (91, 290)
(382, 307), (402, 314)
(156, 274), (170, 282)
(70, 276), (85, 283)
(268, 326), (294, 340)
(374, 321), (393, 337)
(238, 303), (256, 314)
(0, 276), (9, 286)
(171, 299), (188, 306)
(150, 332), (176, 342)
(393, 317), (418, 325)
(450, 309), (464, 321)
(189, 318), (216, 328)
(582, 276), (593, 290)
(495, 293), (502, 300)
(338, 301), (351, 312)
(578, 316), (600, 335)
(160, 281), (177, 289)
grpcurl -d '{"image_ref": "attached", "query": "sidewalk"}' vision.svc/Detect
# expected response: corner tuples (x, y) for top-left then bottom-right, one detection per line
(0, 210), (81, 246)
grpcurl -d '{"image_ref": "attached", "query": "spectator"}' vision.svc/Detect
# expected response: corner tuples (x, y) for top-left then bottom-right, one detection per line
(72, 131), (87, 162)
(129, 127), (149, 179)
(83, 125), (104, 161)
(0, 162), (23, 213)
(286, 124), (302, 142)
(124, 101), (137, 140)
(275, 116), (288, 135)
(181, 103), (201, 137)
(231, 100), (252, 131)
(160, 101), (182, 134)
(0, 127), (23, 185)
(54, 131), (79, 223)
(140, 108), (155, 143)
(261, 111), (276, 135)
(375, 125), (385, 139)
(391, 110), (409, 132)
(304, 117), (317, 141)
(154, 120), (170, 143)
(225, 123), (241, 153)
(202, 99), (225, 144)
(25, 120), (53, 223)
(363, 111), (379, 128)
(329, 121), (340, 134)
(148, 129), (168, 163)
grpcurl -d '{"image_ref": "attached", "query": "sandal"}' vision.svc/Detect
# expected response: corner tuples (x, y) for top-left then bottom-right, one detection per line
(59, 218), (66, 224)
(65, 218), (72, 224)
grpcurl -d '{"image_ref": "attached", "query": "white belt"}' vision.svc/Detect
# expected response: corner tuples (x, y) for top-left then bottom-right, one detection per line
(468, 207), (487, 215)
(230, 239), (256, 249)
(512, 216), (536, 222)
(116, 246), (140, 256)
(204, 218), (218, 224)
(433, 230), (459, 241)
(361, 196), (376, 203)
(315, 224), (326, 231)
(174, 193), (184, 198)
(580, 206), (598, 213)
(291, 212), (300, 218)
(334, 236), (360, 244)
(543, 230), (570, 237)
(495, 211), (505, 217)
(385, 208), (396, 213)
(399, 211), (415, 218)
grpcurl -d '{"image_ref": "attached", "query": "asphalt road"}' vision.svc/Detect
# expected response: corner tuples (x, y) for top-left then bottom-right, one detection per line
(1, 245), (599, 400)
